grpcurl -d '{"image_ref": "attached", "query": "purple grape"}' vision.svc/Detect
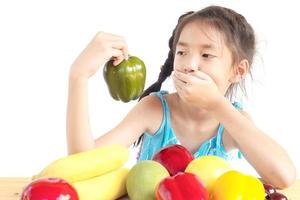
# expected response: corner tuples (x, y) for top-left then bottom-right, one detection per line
(268, 192), (288, 200)
(264, 183), (276, 195)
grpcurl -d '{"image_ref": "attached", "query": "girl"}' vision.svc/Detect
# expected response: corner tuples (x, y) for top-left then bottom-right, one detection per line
(66, 6), (296, 189)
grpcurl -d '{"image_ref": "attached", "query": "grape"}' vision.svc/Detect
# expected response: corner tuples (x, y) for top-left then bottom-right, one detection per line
(264, 183), (276, 195)
(268, 192), (288, 200)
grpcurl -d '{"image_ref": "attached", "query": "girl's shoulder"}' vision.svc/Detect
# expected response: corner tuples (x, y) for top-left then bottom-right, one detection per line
(137, 94), (164, 134)
(140, 91), (176, 107)
(137, 91), (177, 134)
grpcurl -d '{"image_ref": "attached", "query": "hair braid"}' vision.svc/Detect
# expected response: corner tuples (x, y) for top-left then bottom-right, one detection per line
(134, 11), (194, 147)
(138, 11), (194, 101)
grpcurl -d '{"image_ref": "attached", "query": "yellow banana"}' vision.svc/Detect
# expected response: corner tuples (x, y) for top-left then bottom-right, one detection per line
(33, 145), (129, 183)
(73, 167), (129, 200)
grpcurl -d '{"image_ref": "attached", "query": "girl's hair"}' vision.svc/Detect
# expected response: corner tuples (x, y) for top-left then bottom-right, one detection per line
(134, 5), (256, 147)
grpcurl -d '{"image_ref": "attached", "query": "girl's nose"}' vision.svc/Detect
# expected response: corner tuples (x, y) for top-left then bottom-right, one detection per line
(184, 66), (199, 73)
(184, 58), (201, 73)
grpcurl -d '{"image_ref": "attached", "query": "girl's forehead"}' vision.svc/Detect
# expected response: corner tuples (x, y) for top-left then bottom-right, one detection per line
(178, 21), (225, 50)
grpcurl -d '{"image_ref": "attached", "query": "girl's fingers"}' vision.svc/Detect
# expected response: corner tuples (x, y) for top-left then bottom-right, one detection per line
(112, 57), (123, 66)
(174, 82), (183, 92)
(109, 48), (124, 58)
(175, 70), (213, 85)
(109, 49), (124, 66)
(172, 72), (187, 88)
(105, 33), (129, 59)
(110, 40), (129, 60)
(189, 70), (212, 81)
(96, 32), (129, 60)
(174, 70), (196, 84)
(172, 73), (189, 95)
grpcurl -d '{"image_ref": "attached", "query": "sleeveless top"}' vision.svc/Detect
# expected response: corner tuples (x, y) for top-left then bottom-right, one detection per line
(137, 90), (243, 161)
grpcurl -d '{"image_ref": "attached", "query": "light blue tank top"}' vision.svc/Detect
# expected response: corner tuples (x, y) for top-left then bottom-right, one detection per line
(137, 90), (243, 161)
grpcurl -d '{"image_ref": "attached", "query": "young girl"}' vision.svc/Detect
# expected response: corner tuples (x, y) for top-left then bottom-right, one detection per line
(66, 6), (296, 189)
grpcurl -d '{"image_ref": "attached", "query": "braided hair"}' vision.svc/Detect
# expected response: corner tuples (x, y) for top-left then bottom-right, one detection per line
(133, 11), (194, 147)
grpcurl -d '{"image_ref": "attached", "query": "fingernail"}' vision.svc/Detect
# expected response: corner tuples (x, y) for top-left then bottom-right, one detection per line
(125, 54), (129, 60)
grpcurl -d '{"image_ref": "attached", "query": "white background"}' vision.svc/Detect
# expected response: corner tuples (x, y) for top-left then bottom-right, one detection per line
(0, 0), (299, 178)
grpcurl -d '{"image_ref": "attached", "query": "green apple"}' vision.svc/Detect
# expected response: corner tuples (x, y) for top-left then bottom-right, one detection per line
(126, 160), (169, 200)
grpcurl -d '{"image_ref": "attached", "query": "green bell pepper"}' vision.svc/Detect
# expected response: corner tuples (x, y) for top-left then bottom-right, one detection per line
(103, 55), (146, 103)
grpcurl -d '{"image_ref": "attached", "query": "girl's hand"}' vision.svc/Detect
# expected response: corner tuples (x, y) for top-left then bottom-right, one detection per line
(69, 32), (129, 80)
(172, 70), (223, 111)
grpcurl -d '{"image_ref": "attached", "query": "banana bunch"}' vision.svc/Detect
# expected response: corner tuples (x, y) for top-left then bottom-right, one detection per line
(33, 144), (129, 200)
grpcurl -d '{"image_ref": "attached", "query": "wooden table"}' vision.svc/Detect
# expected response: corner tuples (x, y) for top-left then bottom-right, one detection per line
(1, 178), (299, 200)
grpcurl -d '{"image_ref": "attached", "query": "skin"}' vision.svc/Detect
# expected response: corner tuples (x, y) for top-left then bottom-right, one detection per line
(66, 22), (296, 189)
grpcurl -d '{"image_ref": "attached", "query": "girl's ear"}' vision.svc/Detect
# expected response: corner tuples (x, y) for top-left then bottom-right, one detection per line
(229, 59), (249, 83)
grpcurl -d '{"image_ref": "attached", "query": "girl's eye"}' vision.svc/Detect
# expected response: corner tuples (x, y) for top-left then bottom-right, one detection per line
(202, 53), (215, 58)
(176, 51), (185, 56)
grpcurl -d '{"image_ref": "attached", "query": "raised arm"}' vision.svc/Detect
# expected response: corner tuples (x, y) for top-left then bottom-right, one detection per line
(66, 32), (160, 155)
(66, 32), (129, 154)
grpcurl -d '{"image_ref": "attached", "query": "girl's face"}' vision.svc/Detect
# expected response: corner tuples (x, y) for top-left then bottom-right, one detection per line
(174, 21), (235, 95)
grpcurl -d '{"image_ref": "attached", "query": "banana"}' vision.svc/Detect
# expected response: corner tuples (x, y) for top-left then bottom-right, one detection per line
(33, 145), (129, 183)
(73, 167), (129, 200)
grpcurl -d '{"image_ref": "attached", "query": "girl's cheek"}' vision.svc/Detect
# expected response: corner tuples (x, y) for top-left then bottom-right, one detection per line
(174, 66), (180, 72)
(173, 63), (180, 71)
(174, 55), (191, 72)
(173, 60), (184, 72)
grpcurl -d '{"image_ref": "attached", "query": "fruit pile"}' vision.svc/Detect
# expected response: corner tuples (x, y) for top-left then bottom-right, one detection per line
(126, 144), (268, 200)
(21, 144), (288, 200)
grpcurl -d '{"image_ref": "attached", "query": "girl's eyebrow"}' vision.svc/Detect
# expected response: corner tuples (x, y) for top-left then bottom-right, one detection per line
(177, 41), (189, 47)
(177, 41), (217, 50)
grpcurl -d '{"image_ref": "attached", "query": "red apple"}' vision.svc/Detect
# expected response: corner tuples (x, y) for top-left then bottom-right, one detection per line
(155, 172), (209, 200)
(152, 144), (194, 176)
(21, 177), (79, 200)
